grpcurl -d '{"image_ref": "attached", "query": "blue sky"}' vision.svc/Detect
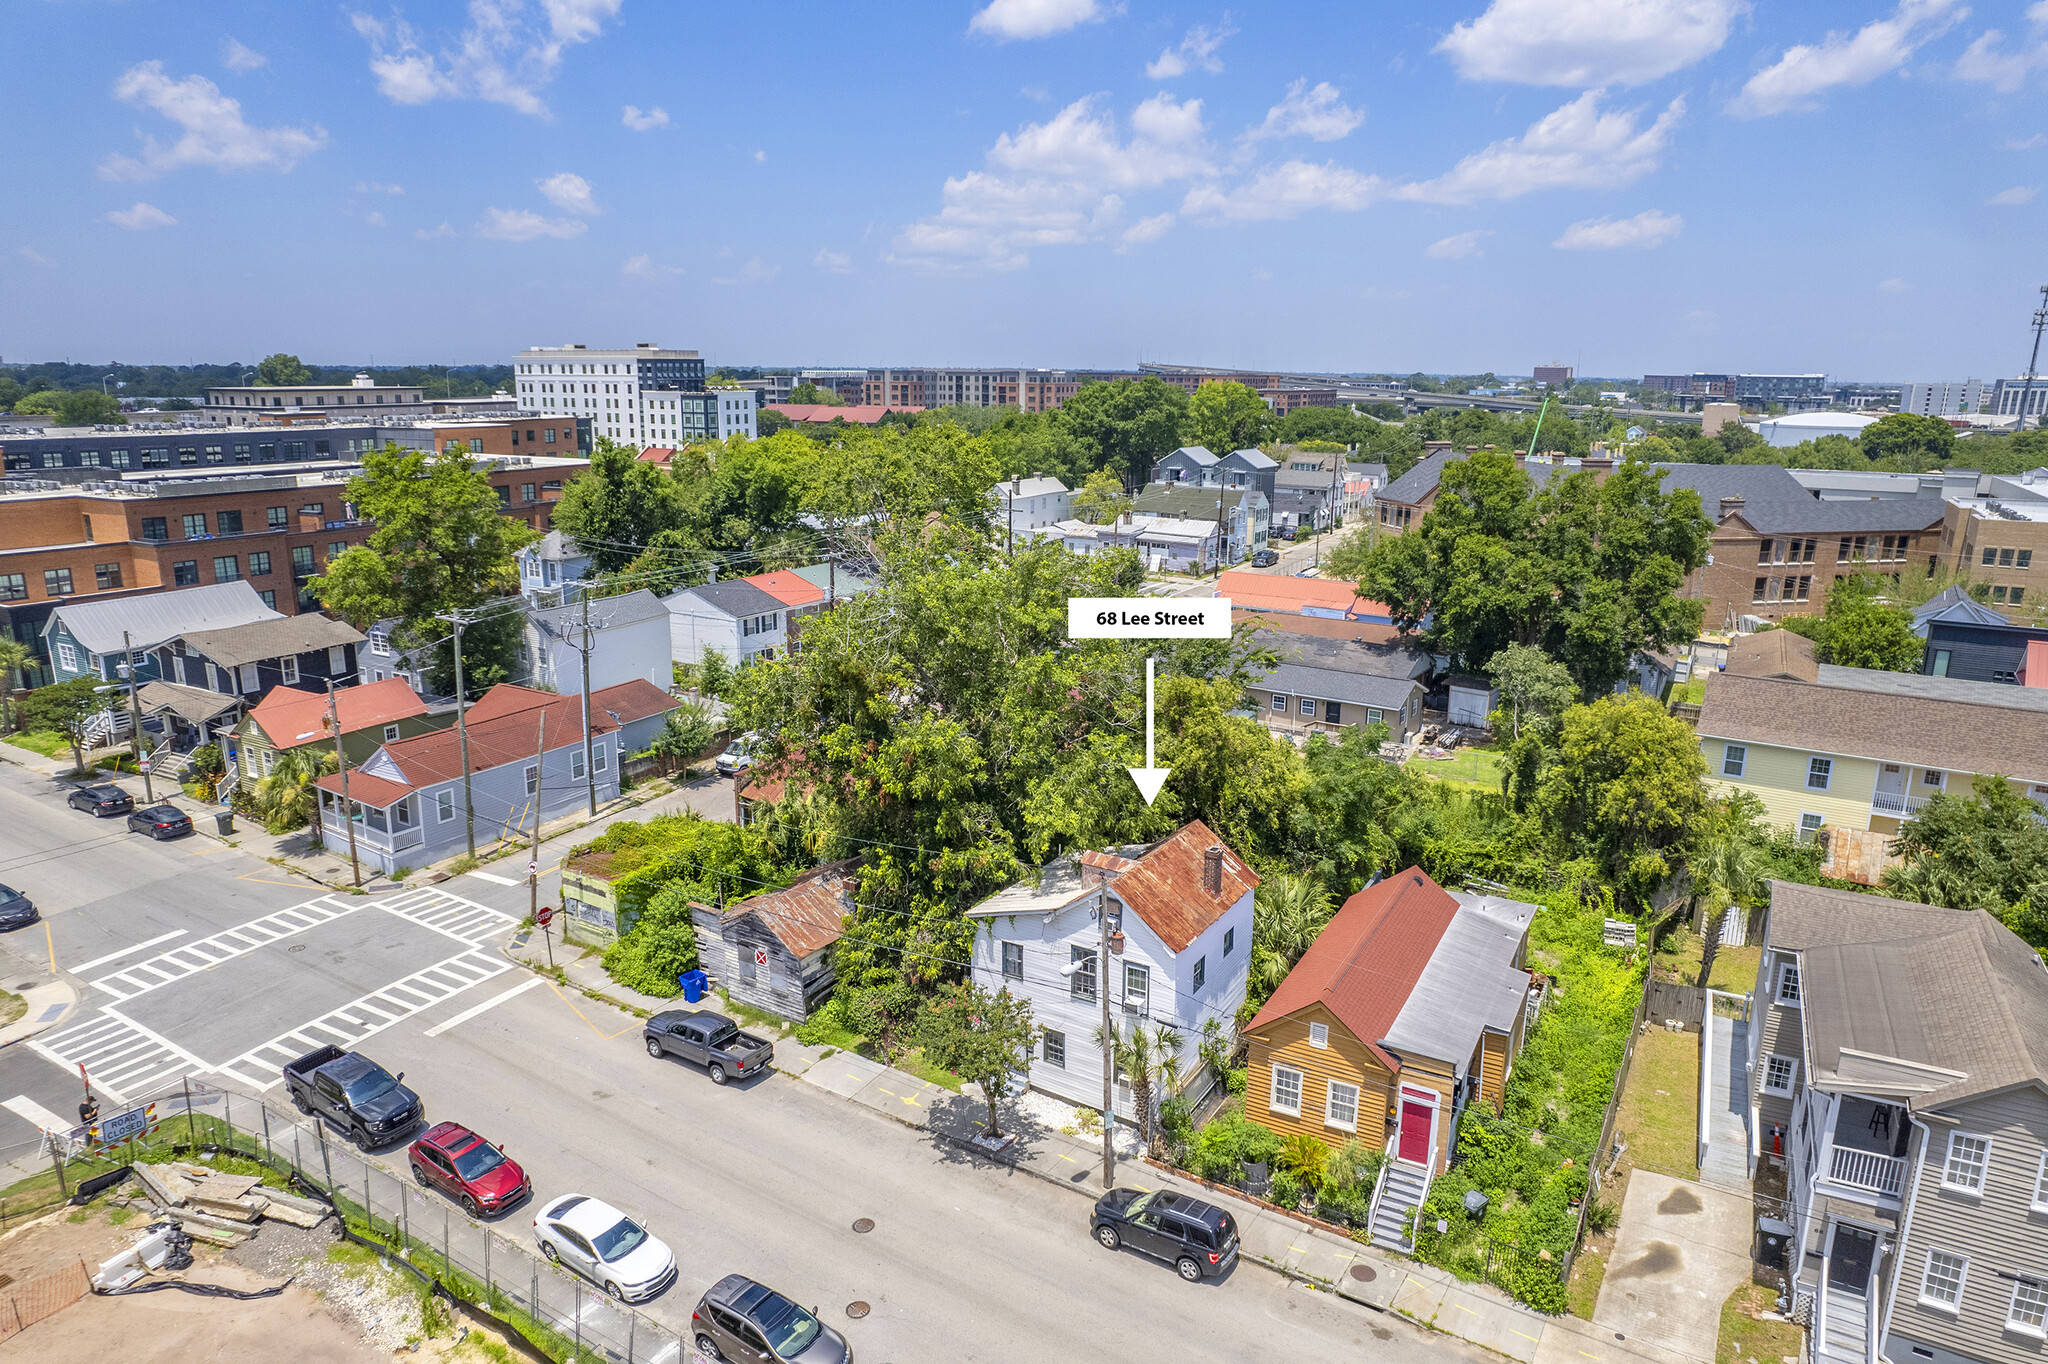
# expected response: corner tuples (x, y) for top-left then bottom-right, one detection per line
(5, 0), (2048, 378)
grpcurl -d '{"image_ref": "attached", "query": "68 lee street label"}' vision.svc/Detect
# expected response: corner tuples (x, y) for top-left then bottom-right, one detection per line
(1067, 597), (1232, 639)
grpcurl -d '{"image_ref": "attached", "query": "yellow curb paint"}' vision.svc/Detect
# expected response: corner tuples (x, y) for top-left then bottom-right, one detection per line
(1512, 1331), (1542, 1343)
(44, 921), (57, 972)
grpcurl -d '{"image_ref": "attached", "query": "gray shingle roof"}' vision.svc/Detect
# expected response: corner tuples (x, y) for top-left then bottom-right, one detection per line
(1654, 463), (1948, 534)
(1811, 662), (2048, 712)
(1270, 632), (1432, 680)
(1223, 448), (1278, 470)
(1697, 670), (2048, 780)
(529, 588), (670, 638)
(521, 530), (586, 562)
(1380, 449), (1454, 505)
(179, 614), (366, 669)
(670, 579), (787, 619)
(1256, 661), (1423, 709)
(1133, 486), (1265, 517)
(1911, 585), (2008, 631)
(43, 581), (281, 654)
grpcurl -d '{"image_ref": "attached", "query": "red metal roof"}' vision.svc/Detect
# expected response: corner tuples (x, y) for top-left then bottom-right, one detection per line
(251, 677), (429, 750)
(1216, 570), (1386, 619)
(743, 571), (827, 608)
(589, 678), (680, 726)
(721, 863), (855, 958)
(1247, 868), (1461, 1072)
(1110, 821), (1259, 954)
(314, 684), (618, 805)
(636, 446), (676, 464)
(315, 768), (414, 808)
(2025, 639), (2048, 688)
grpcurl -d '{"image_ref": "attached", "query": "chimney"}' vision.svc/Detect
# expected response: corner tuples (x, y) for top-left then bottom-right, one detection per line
(1203, 845), (1224, 895)
(1719, 494), (1746, 521)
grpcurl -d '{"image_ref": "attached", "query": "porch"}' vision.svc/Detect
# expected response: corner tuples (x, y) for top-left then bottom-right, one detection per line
(1817, 1096), (1910, 1201)
(315, 785), (426, 875)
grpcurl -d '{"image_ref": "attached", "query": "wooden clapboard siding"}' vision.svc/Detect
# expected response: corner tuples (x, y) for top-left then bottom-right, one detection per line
(1478, 1030), (1510, 1112)
(1246, 1003), (1392, 1148)
(1752, 950), (1803, 1133)
(1397, 1054), (1462, 1170)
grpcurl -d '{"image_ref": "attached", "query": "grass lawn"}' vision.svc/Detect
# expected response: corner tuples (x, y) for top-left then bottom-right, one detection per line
(0, 987), (24, 1028)
(4, 728), (71, 759)
(1414, 746), (1504, 790)
(1674, 678), (1707, 706)
(1719, 1279), (1804, 1364)
(1652, 925), (1763, 994)
(1614, 1027), (1701, 1179)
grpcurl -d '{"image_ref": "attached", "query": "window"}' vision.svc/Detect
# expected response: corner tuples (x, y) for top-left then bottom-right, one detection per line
(524, 764), (539, 796)
(1309, 1021), (1329, 1048)
(172, 561), (199, 586)
(1192, 955), (1206, 989)
(1123, 963), (1150, 1017)
(2021, 550), (2035, 569)
(1326, 1080), (1360, 1131)
(0, 574), (23, 602)
(249, 551), (271, 577)
(215, 509), (243, 535)
(140, 516), (168, 542)
(1300, 697), (1316, 717)
(1931, 649), (1951, 676)
(2014, 588), (2028, 605)
(267, 505), (287, 529)
(1921, 769), (1946, 789)
(1001, 941), (1023, 980)
(1776, 960), (1802, 1006)
(238, 664), (260, 693)
(56, 640), (78, 671)
(213, 555), (239, 582)
(1758, 539), (1775, 566)
(1919, 1250), (1967, 1312)
(44, 568), (73, 596)
(1984, 546), (2000, 565)
(1271, 1065), (1304, 1116)
(593, 741), (607, 773)
(1042, 1029), (1066, 1068)
(1754, 577), (1769, 604)
(279, 656), (299, 684)
(290, 546), (314, 576)
(2010, 1280), (2048, 1337)
(94, 563), (121, 591)
(1366, 707), (1384, 725)
(1271, 693), (1287, 711)
(436, 790), (455, 822)
(1942, 1132), (1990, 1193)
(570, 748), (586, 780)
(327, 541), (349, 561)
(182, 513), (207, 539)
(1806, 756), (1833, 790)
(258, 590), (276, 609)
(1722, 744), (1747, 778)
(1068, 946), (1096, 1000)
(2035, 1151), (2048, 1211)
(1798, 813), (1824, 843)
(1762, 1055), (1797, 1096)
(1223, 926), (1235, 956)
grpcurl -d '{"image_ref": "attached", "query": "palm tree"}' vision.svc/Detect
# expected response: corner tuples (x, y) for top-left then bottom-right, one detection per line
(0, 639), (32, 733)
(1251, 872), (1335, 999)
(251, 746), (337, 836)
(1688, 811), (1767, 987)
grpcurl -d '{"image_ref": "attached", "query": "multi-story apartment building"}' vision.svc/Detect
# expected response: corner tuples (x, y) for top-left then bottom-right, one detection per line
(1986, 378), (2048, 424)
(202, 374), (430, 424)
(512, 344), (756, 447)
(1737, 373), (1830, 404)
(796, 370), (867, 403)
(1533, 364), (1573, 387)
(1739, 881), (2048, 1364)
(1933, 480), (2048, 612)
(3, 415), (588, 481)
(1899, 381), (1985, 417)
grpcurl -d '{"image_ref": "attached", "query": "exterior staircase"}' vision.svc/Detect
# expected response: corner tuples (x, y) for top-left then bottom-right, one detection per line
(1368, 1161), (1430, 1253)
(1818, 1288), (1870, 1364)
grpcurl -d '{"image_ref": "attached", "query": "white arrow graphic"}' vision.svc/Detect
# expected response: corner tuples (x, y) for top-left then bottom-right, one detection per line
(1127, 655), (1171, 807)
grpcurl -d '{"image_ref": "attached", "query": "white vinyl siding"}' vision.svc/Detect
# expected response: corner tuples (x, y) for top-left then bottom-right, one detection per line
(1920, 1249), (1967, 1312)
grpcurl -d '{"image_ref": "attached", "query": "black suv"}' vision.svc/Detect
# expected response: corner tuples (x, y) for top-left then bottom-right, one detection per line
(68, 784), (134, 817)
(693, 1273), (850, 1363)
(1091, 1188), (1240, 1283)
(1251, 549), (1280, 567)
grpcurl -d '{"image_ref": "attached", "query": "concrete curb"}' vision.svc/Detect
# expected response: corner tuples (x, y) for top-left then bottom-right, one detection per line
(0, 976), (79, 1049)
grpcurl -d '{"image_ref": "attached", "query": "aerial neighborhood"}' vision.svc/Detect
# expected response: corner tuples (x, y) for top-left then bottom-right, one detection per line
(4, 6), (2048, 1364)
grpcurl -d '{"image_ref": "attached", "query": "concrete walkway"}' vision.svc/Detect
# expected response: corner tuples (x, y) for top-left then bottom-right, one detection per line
(1701, 999), (1752, 1194)
(1593, 1171), (1757, 1362)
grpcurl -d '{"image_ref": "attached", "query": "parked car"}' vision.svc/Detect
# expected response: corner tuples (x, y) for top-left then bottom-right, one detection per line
(68, 784), (134, 817)
(282, 1044), (424, 1149)
(0, 885), (37, 932)
(1251, 549), (1280, 567)
(716, 734), (759, 777)
(533, 1193), (675, 1303)
(408, 1122), (530, 1217)
(643, 1009), (774, 1085)
(1090, 1188), (1240, 1283)
(693, 1273), (850, 1363)
(126, 804), (193, 840)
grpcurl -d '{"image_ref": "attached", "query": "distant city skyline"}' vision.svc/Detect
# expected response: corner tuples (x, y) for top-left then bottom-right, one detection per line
(4, 1), (2048, 376)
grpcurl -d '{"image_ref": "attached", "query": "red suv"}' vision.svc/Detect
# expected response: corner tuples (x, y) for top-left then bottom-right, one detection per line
(408, 1122), (531, 1217)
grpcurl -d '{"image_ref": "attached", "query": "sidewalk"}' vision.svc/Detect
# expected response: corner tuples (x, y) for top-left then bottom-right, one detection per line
(0, 931), (77, 1051)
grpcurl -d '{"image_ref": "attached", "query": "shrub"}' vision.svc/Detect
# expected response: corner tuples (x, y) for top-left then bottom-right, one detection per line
(190, 743), (226, 777)
(1268, 1169), (1302, 1208)
(600, 881), (700, 996)
(1157, 1094), (1195, 1163)
(1327, 1138), (1384, 1196)
(1318, 1182), (1372, 1228)
(1278, 1133), (1331, 1193)
(1224, 1066), (1247, 1097)
(1187, 1112), (1281, 1183)
(1584, 1197), (1619, 1234)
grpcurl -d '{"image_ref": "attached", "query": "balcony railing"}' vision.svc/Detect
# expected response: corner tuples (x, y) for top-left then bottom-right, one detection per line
(1828, 1145), (1906, 1197)
(1870, 790), (1934, 818)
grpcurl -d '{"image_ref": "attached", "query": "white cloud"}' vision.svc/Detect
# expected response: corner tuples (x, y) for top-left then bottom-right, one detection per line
(622, 254), (684, 278)
(1989, 184), (2040, 204)
(1119, 212), (1176, 248)
(1147, 20), (1234, 79)
(355, 180), (404, 194)
(1437, 0), (1744, 87)
(105, 202), (177, 230)
(1728, 0), (1965, 118)
(99, 61), (326, 179)
(1021, 84), (1051, 101)
(365, 210), (386, 227)
(1552, 208), (1683, 249)
(1182, 161), (1383, 221)
(2010, 133), (2048, 149)
(222, 37), (267, 72)
(1395, 90), (1682, 203)
(415, 221), (455, 240)
(621, 104), (669, 131)
(536, 171), (598, 214)
(18, 246), (55, 267)
(1880, 277), (1909, 291)
(1956, 6), (2048, 93)
(350, 0), (623, 118)
(1244, 79), (1364, 142)
(474, 207), (586, 241)
(1426, 229), (1491, 259)
(969, 0), (1102, 41)
(813, 248), (854, 273)
(714, 256), (780, 285)
(754, 149), (767, 163)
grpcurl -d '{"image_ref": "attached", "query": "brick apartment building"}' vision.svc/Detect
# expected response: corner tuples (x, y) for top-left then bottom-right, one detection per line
(1934, 472), (2048, 611)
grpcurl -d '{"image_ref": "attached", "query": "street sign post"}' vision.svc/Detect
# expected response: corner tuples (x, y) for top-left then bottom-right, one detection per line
(536, 905), (556, 968)
(536, 906), (555, 927)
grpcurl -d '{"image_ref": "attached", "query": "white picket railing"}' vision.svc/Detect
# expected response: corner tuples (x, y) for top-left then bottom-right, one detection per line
(1828, 1146), (1907, 1197)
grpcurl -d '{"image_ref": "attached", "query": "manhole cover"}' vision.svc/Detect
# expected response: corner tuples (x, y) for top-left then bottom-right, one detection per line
(287, 944), (307, 953)
(851, 1218), (874, 1234)
(1615, 1333), (1628, 1342)
(1349, 1265), (1377, 1283)
(846, 1301), (870, 1320)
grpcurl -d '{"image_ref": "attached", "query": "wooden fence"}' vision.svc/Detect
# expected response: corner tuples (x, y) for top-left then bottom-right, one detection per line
(1644, 978), (1708, 1032)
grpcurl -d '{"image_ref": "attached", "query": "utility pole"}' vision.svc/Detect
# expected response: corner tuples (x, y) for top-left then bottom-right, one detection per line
(122, 631), (152, 803)
(529, 712), (547, 928)
(579, 594), (597, 817)
(2017, 284), (2048, 432)
(442, 611), (476, 856)
(1098, 879), (1119, 1190)
(326, 679), (360, 887)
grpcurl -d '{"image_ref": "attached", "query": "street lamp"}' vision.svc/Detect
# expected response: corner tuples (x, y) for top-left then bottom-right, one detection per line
(101, 374), (114, 396)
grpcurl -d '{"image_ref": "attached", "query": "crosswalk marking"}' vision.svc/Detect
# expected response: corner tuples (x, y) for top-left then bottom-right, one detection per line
(214, 950), (513, 1090)
(373, 887), (519, 947)
(89, 895), (361, 1002)
(29, 1008), (211, 1103)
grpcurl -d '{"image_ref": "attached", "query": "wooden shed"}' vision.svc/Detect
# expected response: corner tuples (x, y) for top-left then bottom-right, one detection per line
(691, 862), (854, 1023)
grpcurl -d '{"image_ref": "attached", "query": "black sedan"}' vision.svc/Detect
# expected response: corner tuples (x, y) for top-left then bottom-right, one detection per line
(67, 784), (134, 817)
(0, 885), (36, 931)
(127, 804), (193, 840)
(1091, 1188), (1239, 1283)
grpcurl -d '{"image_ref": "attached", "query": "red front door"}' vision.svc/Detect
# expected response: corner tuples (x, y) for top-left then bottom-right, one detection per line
(1398, 1101), (1433, 1164)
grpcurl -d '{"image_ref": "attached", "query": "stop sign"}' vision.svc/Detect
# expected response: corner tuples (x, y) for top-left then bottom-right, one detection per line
(536, 906), (555, 927)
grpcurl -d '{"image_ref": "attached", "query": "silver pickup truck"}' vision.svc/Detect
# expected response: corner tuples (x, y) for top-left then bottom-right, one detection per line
(642, 1009), (774, 1085)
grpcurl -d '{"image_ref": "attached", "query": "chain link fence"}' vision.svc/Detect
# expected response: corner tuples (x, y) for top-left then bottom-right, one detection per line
(0, 1081), (690, 1364)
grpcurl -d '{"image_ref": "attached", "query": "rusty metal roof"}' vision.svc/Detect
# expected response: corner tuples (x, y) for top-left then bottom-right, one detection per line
(722, 862), (855, 958)
(1107, 821), (1257, 954)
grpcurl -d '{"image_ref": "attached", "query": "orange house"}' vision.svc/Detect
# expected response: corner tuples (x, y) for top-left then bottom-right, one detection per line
(1245, 868), (1537, 1251)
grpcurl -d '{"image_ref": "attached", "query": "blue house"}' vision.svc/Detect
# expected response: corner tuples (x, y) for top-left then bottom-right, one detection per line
(40, 581), (282, 684)
(516, 531), (594, 607)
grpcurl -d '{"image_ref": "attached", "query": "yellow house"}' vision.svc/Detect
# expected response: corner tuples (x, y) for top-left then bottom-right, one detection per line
(1696, 630), (2048, 846)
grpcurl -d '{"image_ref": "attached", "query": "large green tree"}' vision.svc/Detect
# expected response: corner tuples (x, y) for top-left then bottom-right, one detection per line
(1806, 575), (1923, 671)
(549, 438), (689, 573)
(1534, 693), (1710, 910)
(1056, 376), (1190, 483)
(1181, 380), (1276, 454)
(57, 390), (123, 426)
(311, 443), (537, 694)
(1859, 412), (1957, 465)
(1881, 778), (2048, 952)
(917, 981), (1037, 1139)
(255, 352), (313, 386)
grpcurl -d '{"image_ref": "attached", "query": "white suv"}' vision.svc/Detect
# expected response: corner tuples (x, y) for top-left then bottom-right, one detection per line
(533, 1194), (676, 1302)
(716, 734), (759, 777)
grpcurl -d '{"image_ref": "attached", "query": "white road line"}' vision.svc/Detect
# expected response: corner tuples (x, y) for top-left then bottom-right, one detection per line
(2, 1095), (73, 1134)
(423, 978), (545, 1037)
(70, 930), (187, 974)
(89, 895), (360, 1002)
(465, 870), (520, 886)
(29, 1006), (212, 1103)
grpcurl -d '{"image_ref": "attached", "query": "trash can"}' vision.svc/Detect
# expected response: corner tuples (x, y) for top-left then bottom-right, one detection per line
(678, 969), (708, 1003)
(212, 810), (234, 836)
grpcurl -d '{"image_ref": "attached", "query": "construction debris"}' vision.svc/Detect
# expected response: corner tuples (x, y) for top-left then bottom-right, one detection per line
(127, 1160), (328, 1236)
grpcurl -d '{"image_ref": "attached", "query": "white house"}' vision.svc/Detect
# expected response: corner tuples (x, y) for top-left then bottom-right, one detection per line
(521, 589), (672, 693)
(516, 531), (594, 606)
(993, 474), (1072, 536)
(966, 821), (1257, 1122)
(663, 578), (789, 666)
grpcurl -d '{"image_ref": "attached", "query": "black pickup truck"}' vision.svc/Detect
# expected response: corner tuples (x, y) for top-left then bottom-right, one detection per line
(642, 1009), (774, 1085)
(283, 1044), (425, 1148)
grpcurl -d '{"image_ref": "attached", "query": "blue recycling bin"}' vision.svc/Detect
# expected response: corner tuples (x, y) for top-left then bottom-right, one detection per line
(678, 969), (708, 1003)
